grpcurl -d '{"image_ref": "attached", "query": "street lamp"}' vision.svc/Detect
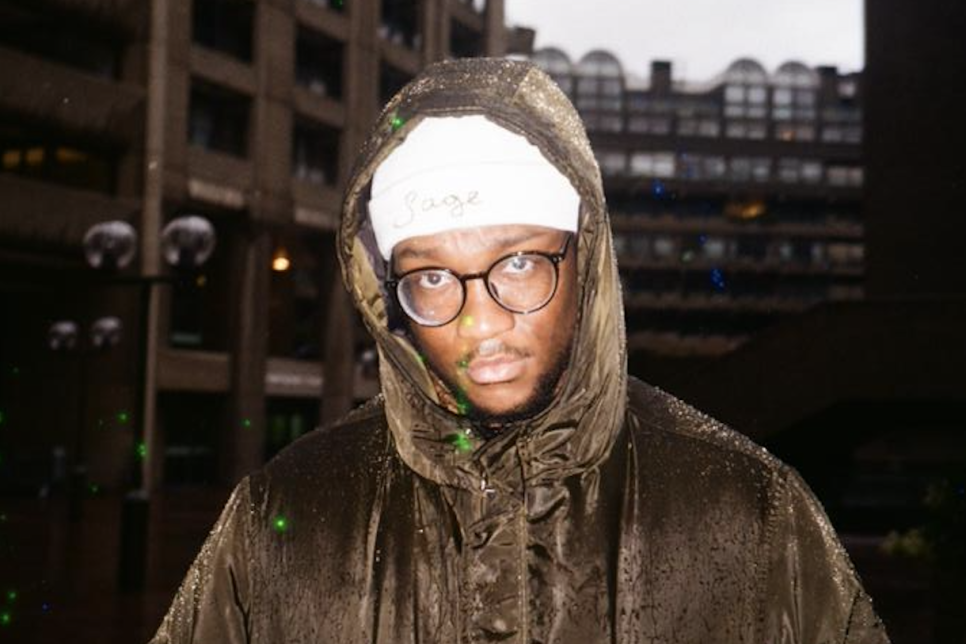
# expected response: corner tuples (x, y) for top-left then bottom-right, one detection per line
(83, 221), (138, 271)
(47, 315), (125, 521)
(68, 215), (217, 589)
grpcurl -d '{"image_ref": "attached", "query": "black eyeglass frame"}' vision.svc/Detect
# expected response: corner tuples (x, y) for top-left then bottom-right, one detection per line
(386, 234), (574, 328)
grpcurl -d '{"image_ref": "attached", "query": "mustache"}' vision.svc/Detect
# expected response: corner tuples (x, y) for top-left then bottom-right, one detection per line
(462, 338), (529, 364)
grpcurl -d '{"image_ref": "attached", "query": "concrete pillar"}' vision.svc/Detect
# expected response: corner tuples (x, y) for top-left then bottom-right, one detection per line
(225, 227), (271, 482)
(484, 0), (506, 57)
(320, 0), (380, 424)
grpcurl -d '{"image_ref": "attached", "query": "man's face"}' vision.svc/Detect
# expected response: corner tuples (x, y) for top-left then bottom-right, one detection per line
(392, 224), (578, 422)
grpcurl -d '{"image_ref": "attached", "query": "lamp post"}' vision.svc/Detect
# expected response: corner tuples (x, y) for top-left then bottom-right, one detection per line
(73, 215), (216, 590)
(47, 316), (124, 521)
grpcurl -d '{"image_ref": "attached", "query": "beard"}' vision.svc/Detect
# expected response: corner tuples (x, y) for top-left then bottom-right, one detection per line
(417, 335), (573, 430)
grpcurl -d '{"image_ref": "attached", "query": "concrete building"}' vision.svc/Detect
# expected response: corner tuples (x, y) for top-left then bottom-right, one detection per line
(0, 0), (523, 497)
(530, 49), (865, 359)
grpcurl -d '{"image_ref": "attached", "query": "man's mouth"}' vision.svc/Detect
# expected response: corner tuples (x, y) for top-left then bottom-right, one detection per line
(461, 340), (529, 385)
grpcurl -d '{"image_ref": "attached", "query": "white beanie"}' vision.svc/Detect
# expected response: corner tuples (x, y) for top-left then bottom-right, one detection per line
(367, 115), (580, 260)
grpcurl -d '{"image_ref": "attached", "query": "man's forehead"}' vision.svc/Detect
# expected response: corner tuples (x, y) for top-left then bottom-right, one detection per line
(393, 225), (564, 262)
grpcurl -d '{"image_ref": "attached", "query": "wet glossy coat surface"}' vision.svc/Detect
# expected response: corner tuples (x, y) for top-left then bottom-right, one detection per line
(150, 59), (888, 644)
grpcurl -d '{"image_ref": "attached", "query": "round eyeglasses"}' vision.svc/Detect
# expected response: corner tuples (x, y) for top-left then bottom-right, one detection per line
(387, 235), (573, 327)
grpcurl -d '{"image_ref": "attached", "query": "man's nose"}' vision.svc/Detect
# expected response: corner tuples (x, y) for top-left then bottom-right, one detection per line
(456, 278), (514, 339)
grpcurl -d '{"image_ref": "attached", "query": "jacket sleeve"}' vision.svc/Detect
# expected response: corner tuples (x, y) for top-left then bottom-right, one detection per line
(763, 467), (890, 644)
(148, 477), (255, 644)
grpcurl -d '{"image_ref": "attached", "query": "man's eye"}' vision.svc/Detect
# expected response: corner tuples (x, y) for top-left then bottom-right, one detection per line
(505, 256), (535, 273)
(416, 271), (453, 289)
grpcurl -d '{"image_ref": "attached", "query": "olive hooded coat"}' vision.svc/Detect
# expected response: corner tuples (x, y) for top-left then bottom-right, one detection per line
(149, 58), (889, 644)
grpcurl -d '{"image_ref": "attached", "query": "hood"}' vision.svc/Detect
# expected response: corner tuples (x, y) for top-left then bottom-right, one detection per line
(338, 58), (626, 492)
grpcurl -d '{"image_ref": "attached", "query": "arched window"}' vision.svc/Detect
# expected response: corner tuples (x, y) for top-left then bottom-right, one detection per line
(574, 50), (624, 121)
(531, 47), (574, 95)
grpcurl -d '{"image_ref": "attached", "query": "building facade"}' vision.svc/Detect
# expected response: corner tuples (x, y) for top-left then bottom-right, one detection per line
(0, 0), (522, 494)
(529, 49), (864, 358)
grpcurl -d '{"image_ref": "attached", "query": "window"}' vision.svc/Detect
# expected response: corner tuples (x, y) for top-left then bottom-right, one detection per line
(827, 166), (864, 187)
(265, 399), (320, 460)
(306, 0), (346, 11)
(292, 119), (340, 186)
(801, 161), (823, 184)
(169, 216), (232, 351)
(379, 62), (413, 109)
(296, 27), (344, 100)
(380, 0), (422, 50)
(778, 158), (802, 183)
(703, 156), (727, 180)
(189, 80), (251, 157)
(776, 123), (816, 142)
(597, 150), (626, 177)
(192, 0), (254, 62)
(730, 157), (751, 182)
(629, 116), (670, 135)
(450, 19), (484, 58)
(751, 158), (771, 182)
(160, 393), (222, 487)
(703, 237), (728, 260)
(1, 139), (115, 194)
(0, 17), (119, 79)
(269, 232), (336, 361)
(828, 242), (865, 266)
(653, 236), (677, 259)
(629, 152), (675, 178)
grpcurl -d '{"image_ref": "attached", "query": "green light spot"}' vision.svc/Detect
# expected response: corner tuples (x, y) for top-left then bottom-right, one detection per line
(242, 418), (252, 429)
(454, 388), (472, 416)
(416, 353), (426, 365)
(10, 367), (19, 377)
(273, 516), (288, 533)
(447, 432), (473, 453)
(460, 315), (475, 328)
(0, 514), (6, 523)
(456, 358), (469, 370)
(5, 591), (15, 602)
(0, 612), (10, 626)
(89, 484), (99, 495)
(390, 113), (405, 131)
(117, 411), (129, 424)
(136, 442), (147, 459)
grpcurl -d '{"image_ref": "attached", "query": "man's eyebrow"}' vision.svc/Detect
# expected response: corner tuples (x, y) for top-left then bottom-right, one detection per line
(393, 230), (556, 263)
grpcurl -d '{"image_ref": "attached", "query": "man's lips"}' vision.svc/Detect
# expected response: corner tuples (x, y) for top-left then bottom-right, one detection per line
(465, 353), (528, 385)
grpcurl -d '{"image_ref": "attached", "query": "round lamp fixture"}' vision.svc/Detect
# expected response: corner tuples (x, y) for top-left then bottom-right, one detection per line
(161, 216), (216, 270)
(48, 320), (80, 352)
(90, 316), (123, 350)
(83, 221), (138, 270)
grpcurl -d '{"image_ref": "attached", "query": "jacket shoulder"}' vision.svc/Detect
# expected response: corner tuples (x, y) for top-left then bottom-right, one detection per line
(625, 376), (789, 480)
(257, 395), (392, 496)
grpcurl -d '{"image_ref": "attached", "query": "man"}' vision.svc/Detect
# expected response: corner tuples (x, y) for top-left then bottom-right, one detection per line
(151, 58), (889, 643)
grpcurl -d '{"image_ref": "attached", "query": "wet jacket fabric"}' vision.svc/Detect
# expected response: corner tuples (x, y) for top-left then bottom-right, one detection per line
(150, 59), (889, 644)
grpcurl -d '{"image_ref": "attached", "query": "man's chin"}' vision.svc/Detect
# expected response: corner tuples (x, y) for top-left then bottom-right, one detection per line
(462, 384), (557, 426)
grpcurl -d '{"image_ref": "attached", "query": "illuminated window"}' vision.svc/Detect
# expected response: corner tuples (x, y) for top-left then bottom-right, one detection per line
(0, 139), (115, 193)
(269, 231), (336, 361)
(597, 150), (626, 177)
(629, 152), (674, 178)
